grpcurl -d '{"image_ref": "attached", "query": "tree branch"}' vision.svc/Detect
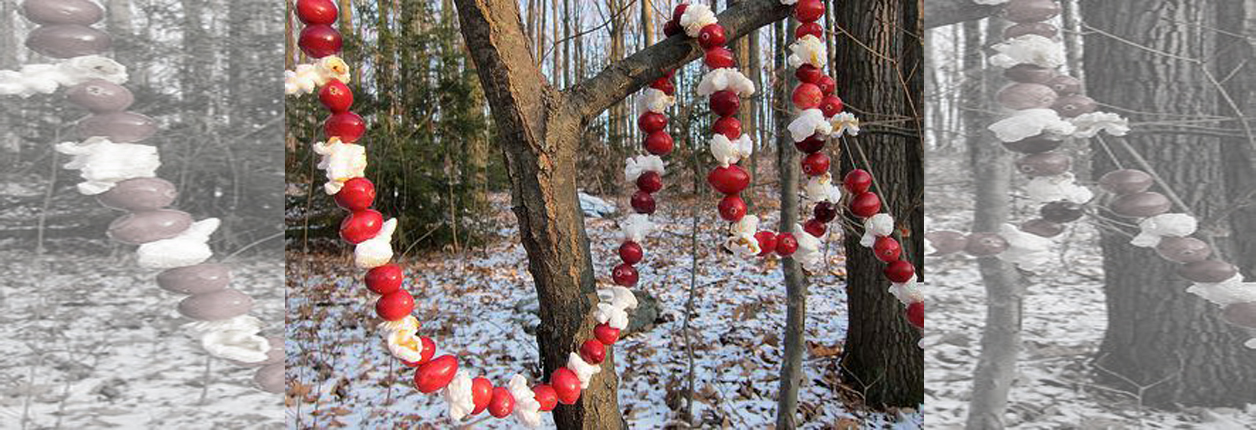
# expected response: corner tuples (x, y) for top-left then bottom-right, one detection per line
(564, 0), (791, 120)
(924, 0), (999, 30)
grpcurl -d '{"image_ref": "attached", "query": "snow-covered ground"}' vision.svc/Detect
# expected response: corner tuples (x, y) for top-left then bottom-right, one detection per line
(923, 153), (1256, 429)
(0, 242), (285, 429)
(286, 192), (922, 428)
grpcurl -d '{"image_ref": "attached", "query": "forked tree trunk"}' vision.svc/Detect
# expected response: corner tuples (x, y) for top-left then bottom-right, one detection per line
(1084, 0), (1256, 408)
(834, 0), (925, 408)
(451, 1), (791, 427)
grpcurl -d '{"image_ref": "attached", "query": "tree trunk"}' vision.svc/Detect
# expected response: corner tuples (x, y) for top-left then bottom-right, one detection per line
(834, 0), (925, 408)
(1084, 0), (1256, 408)
(451, 0), (792, 427)
(963, 17), (1025, 430)
(773, 17), (808, 430)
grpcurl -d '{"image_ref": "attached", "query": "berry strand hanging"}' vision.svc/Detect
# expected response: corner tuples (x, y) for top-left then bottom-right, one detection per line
(2, 0), (284, 392)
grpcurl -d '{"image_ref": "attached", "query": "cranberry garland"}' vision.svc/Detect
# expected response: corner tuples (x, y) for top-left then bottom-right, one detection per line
(290, 0), (640, 425)
(925, 0), (1254, 345)
(11, 0), (283, 393)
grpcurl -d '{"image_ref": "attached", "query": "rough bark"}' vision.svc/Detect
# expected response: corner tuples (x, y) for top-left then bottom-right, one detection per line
(963, 18), (1025, 430)
(1085, 0), (1256, 407)
(451, 0), (792, 427)
(835, 0), (925, 408)
(925, 0), (999, 30)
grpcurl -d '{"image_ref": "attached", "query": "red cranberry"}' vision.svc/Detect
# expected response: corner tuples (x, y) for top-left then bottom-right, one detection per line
(792, 83), (824, 109)
(671, 3), (688, 22)
(795, 64), (823, 84)
(718, 195), (747, 222)
(698, 24), (727, 49)
(488, 387), (515, 418)
(612, 264), (638, 286)
(376, 289), (414, 321)
(630, 190), (656, 214)
(636, 171), (663, 193)
(619, 241), (644, 265)
(849, 192), (882, 218)
(650, 76), (675, 95)
(815, 75), (836, 96)
(813, 201), (838, 223)
(906, 302), (923, 329)
(795, 134), (826, 153)
(796, 22), (824, 39)
(663, 20), (682, 37)
(644, 131), (674, 155)
(707, 165), (751, 195)
(874, 236), (902, 262)
(754, 231), (778, 256)
(533, 385), (559, 412)
(334, 177), (375, 211)
(843, 169), (873, 194)
(340, 209), (383, 244)
(638, 112), (668, 133)
(579, 339), (606, 364)
(705, 47), (736, 69)
(551, 368), (582, 404)
(801, 152), (830, 176)
(794, 0), (825, 22)
(713, 117), (742, 139)
(365, 263), (403, 295)
(776, 233), (799, 256)
(710, 90), (740, 117)
(593, 323), (620, 345)
(299, 24), (342, 58)
(818, 95), (844, 117)
(884, 260), (916, 283)
(803, 219), (827, 237)
(471, 378), (493, 415)
(319, 79), (353, 112)
(325, 111), (366, 142)
(296, 0), (338, 25)
(413, 355), (458, 393)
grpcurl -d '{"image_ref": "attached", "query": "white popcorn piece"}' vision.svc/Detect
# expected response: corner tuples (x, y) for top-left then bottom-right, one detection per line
(136, 218), (219, 269)
(201, 329), (270, 363)
(1070, 112), (1130, 138)
(1025, 172), (1094, 204)
(284, 56), (351, 95)
(995, 223), (1055, 272)
(888, 275), (923, 306)
(779, 0), (799, 4)
(709, 133), (753, 168)
(989, 35), (1066, 69)
(860, 214), (896, 248)
(595, 302), (631, 330)
(0, 55), (127, 97)
(973, 0), (1009, 4)
(696, 68), (755, 97)
(55, 137), (161, 195)
(184, 315), (263, 335)
(382, 318), (425, 362)
(377, 315), (420, 334)
(830, 112), (861, 136)
(989, 109), (1076, 143)
(1131, 213), (1197, 248)
(566, 352), (601, 389)
(1245, 338), (1256, 350)
(803, 173), (842, 204)
(679, 4), (717, 38)
(509, 374), (543, 428)
(624, 155), (665, 183)
(597, 286), (639, 311)
(619, 214), (655, 243)
(793, 223), (825, 270)
(635, 88), (675, 113)
(1186, 275), (1256, 307)
(787, 35), (827, 69)
(313, 137), (368, 195)
(441, 370), (475, 422)
(788, 109), (833, 142)
(724, 215), (761, 257)
(355, 218), (397, 269)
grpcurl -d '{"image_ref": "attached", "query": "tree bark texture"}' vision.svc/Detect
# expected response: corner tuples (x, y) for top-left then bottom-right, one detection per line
(1084, 0), (1256, 408)
(452, 0), (792, 427)
(835, 0), (925, 408)
(963, 18), (1025, 430)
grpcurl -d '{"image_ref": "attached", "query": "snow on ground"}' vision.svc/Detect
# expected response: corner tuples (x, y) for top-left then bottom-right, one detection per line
(0, 242), (285, 429)
(286, 192), (922, 429)
(922, 153), (1256, 429)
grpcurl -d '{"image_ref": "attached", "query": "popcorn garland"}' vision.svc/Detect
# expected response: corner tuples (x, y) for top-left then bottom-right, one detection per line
(7, 0), (282, 391)
(671, 0), (925, 332)
(925, 0), (1254, 347)
(289, 0), (639, 425)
